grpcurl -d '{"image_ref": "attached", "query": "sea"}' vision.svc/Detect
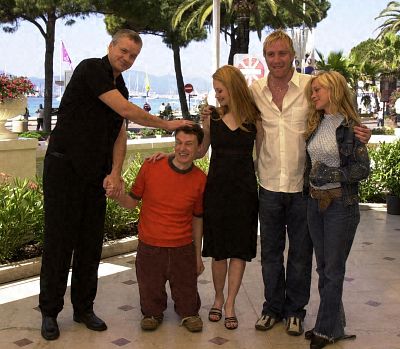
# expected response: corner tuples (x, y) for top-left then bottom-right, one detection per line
(27, 96), (201, 118)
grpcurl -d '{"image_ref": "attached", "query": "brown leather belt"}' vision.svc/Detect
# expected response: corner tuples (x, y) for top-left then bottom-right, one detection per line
(310, 187), (342, 211)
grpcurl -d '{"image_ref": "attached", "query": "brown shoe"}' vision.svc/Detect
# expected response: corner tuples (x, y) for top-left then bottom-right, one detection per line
(181, 315), (203, 332)
(140, 315), (163, 331)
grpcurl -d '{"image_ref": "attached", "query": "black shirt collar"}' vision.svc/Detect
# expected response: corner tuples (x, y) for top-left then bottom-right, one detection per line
(168, 156), (194, 174)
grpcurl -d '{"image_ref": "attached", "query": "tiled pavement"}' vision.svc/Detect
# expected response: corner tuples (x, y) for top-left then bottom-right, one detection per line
(0, 204), (399, 349)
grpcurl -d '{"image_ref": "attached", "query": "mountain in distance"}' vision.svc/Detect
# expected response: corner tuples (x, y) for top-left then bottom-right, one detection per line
(28, 71), (211, 96)
(123, 70), (211, 95)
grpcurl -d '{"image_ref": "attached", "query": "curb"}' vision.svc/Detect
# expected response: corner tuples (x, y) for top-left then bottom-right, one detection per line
(0, 236), (138, 285)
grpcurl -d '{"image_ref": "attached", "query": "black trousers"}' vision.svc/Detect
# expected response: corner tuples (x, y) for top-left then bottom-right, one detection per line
(39, 153), (106, 317)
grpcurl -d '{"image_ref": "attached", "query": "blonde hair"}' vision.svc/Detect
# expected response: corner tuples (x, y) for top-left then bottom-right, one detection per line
(263, 29), (295, 57)
(304, 70), (360, 139)
(212, 65), (260, 131)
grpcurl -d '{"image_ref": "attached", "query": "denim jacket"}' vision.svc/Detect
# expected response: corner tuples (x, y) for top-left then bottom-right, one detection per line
(303, 118), (370, 206)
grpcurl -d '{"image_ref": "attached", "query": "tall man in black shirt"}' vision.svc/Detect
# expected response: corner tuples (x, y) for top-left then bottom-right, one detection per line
(39, 29), (192, 341)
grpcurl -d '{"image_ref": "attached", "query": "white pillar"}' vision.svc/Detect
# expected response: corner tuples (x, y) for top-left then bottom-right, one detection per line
(212, 0), (221, 73)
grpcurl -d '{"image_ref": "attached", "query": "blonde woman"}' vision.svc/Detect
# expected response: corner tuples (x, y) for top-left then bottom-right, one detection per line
(200, 65), (262, 330)
(303, 71), (370, 349)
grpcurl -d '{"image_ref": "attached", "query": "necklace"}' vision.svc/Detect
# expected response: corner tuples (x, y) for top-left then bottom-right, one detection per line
(268, 78), (288, 93)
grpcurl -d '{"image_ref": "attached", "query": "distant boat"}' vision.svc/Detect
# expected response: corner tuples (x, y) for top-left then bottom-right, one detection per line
(128, 72), (142, 98)
(143, 92), (158, 99)
(128, 71), (158, 99)
(142, 71), (158, 99)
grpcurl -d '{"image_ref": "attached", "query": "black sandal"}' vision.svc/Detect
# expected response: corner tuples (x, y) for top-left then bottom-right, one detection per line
(224, 316), (238, 330)
(208, 308), (222, 322)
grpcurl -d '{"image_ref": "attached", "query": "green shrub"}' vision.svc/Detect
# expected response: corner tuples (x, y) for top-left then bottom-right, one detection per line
(372, 140), (400, 197)
(0, 176), (44, 262)
(141, 128), (155, 137)
(19, 130), (49, 140)
(0, 155), (144, 263)
(194, 156), (210, 174)
(359, 141), (400, 202)
(371, 127), (395, 135)
(154, 128), (167, 136)
(104, 154), (143, 240)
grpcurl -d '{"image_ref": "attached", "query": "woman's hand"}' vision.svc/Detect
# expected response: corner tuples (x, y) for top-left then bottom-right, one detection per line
(146, 152), (170, 163)
(201, 105), (213, 130)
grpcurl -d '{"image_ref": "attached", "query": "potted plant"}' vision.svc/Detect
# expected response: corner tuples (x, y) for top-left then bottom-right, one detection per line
(154, 128), (165, 138)
(0, 74), (34, 139)
(373, 140), (400, 215)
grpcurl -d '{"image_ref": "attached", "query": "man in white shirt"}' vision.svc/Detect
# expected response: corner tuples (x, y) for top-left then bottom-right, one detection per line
(252, 30), (371, 337)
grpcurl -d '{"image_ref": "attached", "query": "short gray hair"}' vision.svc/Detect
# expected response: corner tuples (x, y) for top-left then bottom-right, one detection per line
(111, 29), (142, 47)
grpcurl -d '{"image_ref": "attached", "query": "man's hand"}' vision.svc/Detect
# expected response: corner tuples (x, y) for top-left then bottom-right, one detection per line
(165, 119), (194, 131)
(354, 124), (371, 144)
(145, 152), (169, 163)
(196, 256), (205, 276)
(103, 173), (124, 198)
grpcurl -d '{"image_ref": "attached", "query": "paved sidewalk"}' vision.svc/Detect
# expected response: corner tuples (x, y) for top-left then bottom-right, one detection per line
(0, 204), (399, 349)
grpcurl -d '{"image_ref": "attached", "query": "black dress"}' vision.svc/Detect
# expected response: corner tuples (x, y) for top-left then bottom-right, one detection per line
(202, 118), (258, 262)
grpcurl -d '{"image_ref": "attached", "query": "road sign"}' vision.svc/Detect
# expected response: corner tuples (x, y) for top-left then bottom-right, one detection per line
(236, 56), (265, 86)
(184, 83), (194, 94)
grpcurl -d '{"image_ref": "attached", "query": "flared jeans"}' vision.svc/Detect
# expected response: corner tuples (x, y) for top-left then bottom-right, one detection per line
(308, 196), (360, 340)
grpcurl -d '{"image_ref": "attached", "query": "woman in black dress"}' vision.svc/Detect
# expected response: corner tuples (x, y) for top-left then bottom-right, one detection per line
(199, 65), (263, 329)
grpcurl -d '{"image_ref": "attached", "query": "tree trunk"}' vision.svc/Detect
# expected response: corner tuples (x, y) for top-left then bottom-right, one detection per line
(43, 12), (56, 133)
(235, 15), (250, 54)
(227, 10), (251, 65)
(172, 42), (189, 118)
(228, 24), (237, 65)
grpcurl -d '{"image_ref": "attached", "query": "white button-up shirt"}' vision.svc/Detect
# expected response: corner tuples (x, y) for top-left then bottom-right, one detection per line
(251, 70), (312, 193)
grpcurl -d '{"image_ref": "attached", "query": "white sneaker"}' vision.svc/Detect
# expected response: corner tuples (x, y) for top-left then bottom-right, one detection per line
(285, 316), (304, 336)
(255, 314), (278, 331)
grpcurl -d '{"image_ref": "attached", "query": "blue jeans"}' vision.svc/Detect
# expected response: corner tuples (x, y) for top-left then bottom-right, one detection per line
(308, 197), (360, 340)
(259, 188), (312, 319)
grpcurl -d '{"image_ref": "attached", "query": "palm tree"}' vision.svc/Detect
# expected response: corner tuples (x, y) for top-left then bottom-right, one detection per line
(315, 50), (355, 83)
(368, 32), (400, 73)
(376, 1), (400, 37)
(315, 50), (362, 108)
(172, 0), (329, 64)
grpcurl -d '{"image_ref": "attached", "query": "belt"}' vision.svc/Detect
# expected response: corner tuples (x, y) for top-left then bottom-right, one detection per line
(310, 187), (342, 212)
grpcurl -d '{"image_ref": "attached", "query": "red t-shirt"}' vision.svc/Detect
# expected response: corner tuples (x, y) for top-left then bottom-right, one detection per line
(130, 157), (207, 247)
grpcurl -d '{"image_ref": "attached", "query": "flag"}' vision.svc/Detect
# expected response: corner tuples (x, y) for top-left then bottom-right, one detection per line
(61, 41), (72, 66)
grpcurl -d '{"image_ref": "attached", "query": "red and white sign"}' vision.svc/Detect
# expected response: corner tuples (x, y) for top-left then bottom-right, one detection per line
(235, 55), (266, 86)
(184, 83), (194, 94)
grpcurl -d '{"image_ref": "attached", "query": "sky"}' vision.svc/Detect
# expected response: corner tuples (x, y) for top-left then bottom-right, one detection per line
(0, 0), (389, 81)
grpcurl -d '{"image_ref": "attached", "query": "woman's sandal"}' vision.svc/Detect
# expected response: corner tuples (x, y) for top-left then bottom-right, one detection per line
(224, 316), (238, 330)
(208, 308), (222, 322)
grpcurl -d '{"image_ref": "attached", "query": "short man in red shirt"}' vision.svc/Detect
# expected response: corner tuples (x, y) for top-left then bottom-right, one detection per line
(109, 124), (206, 332)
